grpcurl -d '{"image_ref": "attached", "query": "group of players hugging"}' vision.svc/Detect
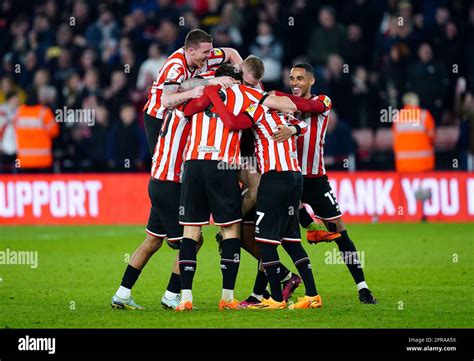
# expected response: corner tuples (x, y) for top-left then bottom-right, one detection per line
(111, 29), (377, 312)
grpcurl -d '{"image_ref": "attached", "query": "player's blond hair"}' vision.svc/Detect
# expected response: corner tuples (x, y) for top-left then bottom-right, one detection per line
(241, 55), (265, 81)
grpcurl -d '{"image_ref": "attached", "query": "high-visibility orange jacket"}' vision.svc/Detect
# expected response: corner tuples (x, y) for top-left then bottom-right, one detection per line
(393, 105), (435, 173)
(14, 105), (59, 169)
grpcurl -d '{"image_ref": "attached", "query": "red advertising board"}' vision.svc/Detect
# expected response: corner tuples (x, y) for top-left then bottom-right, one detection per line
(0, 172), (473, 225)
(0, 174), (150, 225)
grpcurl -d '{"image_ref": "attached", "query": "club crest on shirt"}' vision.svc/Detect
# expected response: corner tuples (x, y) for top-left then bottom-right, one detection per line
(246, 104), (256, 113)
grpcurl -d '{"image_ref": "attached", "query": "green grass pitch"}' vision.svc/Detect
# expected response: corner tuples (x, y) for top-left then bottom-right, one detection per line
(0, 223), (472, 328)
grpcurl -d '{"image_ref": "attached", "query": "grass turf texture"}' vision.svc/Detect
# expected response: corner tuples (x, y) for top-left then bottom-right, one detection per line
(0, 223), (472, 328)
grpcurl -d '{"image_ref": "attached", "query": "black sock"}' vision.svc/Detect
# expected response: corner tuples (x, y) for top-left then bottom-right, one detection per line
(279, 264), (291, 282)
(282, 242), (317, 296)
(166, 272), (181, 294)
(252, 267), (268, 296)
(299, 207), (314, 228)
(260, 243), (284, 302)
(120, 264), (141, 289)
(336, 230), (365, 284)
(220, 238), (241, 290)
(179, 238), (197, 290)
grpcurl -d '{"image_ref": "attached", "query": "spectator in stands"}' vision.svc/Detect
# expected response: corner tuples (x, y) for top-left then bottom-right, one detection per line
(384, 43), (411, 108)
(80, 68), (102, 102)
(341, 24), (368, 68)
(351, 66), (371, 128)
(211, 2), (243, 52)
(18, 51), (38, 89)
(85, 105), (110, 172)
(154, 18), (184, 55)
(14, 89), (59, 172)
(109, 103), (147, 171)
(62, 72), (83, 110)
(406, 42), (448, 124)
(136, 43), (166, 91)
(307, 6), (345, 65)
(393, 92), (435, 173)
(200, 0), (222, 32)
(324, 110), (357, 170)
(231, 0), (259, 47)
(324, 54), (353, 125)
(0, 75), (25, 104)
(85, 6), (120, 53)
(104, 70), (130, 123)
(249, 21), (283, 89)
(71, 0), (91, 37)
(282, 0), (312, 65)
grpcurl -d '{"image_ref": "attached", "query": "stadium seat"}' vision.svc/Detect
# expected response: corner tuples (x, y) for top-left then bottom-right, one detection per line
(374, 128), (393, 151)
(352, 128), (374, 152)
(434, 126), (460, 151)
(352, 128), (374, 162)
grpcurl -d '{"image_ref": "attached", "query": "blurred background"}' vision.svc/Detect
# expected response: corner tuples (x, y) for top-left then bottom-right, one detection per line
(0, 0), (473, 174)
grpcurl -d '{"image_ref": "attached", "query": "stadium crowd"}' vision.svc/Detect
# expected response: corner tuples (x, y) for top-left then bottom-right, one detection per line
(0, 0), (473, 173)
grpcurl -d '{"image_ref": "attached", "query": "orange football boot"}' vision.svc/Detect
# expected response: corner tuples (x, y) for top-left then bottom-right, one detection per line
(175, 301), (193, 311)
(218, 299), (240, 310)
(306, 229), (341, 244)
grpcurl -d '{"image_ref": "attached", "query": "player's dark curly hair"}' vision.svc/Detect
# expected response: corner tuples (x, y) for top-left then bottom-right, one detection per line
(215, 64), (243, 82)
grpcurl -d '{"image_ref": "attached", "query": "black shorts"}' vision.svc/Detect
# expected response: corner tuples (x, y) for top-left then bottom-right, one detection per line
(146, 178), (183, 247)
(179, 160), (242, 226)
(144, 113), (163, 156)
(254, 171), (303, 245)
(301, 175), (342, 220)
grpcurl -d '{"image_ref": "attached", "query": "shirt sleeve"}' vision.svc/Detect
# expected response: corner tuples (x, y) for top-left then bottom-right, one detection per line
(316, 95), (332, 115)
(207, 48), (226, 69)
(241, 85), (268, 105)
(163, 63), (186, 85)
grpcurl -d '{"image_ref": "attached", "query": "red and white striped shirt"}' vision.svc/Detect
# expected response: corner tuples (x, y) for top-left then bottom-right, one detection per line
(296, 95), (332, 176)
(144, 47), (226, 118)
(185, 84), (266, 165)
(151, 108), (190, 183)
(246, 105), (308, 174)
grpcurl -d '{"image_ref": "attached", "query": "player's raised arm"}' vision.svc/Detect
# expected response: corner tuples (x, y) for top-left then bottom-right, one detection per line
(221, 47), (244, 65)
